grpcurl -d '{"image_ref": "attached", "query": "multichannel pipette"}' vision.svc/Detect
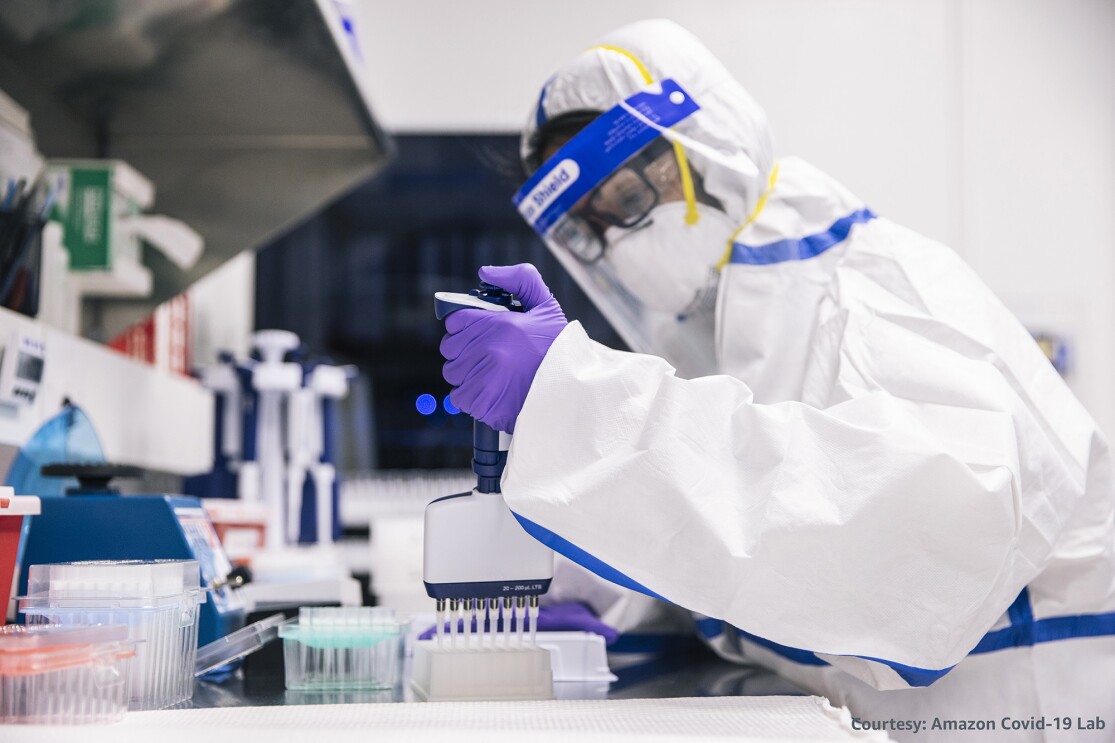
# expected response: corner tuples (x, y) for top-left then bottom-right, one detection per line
(416, 282), (556, 701)
(423, 283), (555, 651)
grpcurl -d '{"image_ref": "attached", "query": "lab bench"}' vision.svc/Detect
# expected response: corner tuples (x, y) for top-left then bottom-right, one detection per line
(12, 639), (879, 742)
(189, 639), (807, 708)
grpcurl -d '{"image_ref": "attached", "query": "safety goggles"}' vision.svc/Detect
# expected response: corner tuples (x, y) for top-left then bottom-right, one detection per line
(513, 79), (701, 264)
(553, 137), (686, 263)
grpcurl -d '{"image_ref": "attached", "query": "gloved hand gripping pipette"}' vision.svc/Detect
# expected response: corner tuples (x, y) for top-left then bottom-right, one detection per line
(424, 280), (556, 647)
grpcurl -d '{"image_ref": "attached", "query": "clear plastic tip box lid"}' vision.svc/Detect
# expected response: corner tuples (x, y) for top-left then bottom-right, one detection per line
(0, 623), (136, 724)
(279, 607), (405, 691)
(23, 559), (205, 605)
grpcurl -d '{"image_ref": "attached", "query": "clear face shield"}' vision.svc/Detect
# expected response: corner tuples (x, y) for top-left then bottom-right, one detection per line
(513, 80), (728, 377)
(546, 135), (682, 263)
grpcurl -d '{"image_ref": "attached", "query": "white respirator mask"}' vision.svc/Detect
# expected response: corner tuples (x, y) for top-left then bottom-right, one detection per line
(604, 202), (734, 316)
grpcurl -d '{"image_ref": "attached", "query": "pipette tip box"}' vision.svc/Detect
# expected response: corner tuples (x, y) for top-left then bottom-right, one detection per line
(0, 623), (136, 724)
(411, 640), (554, 702)
(279, 606), (405, 691)
(18, 559), (205, 710)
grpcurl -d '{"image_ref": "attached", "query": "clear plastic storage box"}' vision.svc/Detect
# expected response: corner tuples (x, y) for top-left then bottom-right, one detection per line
(279, 607), (405, 691)
(0, 623), (136, 724)
(19, 560), (205, 710)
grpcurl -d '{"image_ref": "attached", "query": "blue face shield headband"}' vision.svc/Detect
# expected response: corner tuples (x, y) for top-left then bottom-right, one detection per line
(512, 80), (701, 263)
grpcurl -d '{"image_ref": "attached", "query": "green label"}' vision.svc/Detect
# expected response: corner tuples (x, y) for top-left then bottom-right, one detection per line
(54, 167), (112, 270)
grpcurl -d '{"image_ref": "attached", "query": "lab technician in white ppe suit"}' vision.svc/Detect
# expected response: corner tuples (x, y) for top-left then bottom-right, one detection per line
(439, 19), (1115, 741)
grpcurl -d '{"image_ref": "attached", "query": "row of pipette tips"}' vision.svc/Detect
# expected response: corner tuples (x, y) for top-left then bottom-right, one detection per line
(300, 605), (398, 630)
(33, 560), (198, 599)
(434, 596), (540, 649)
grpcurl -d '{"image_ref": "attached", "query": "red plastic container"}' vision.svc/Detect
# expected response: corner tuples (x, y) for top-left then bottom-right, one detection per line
(0, 488), (40, 616)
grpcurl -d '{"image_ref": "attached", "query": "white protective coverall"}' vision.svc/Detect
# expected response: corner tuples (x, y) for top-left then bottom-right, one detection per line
(503, 19), (1115, 742)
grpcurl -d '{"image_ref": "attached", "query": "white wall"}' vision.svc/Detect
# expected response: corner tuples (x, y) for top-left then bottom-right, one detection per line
(188, 250), (256, 366)
(355, 0), (1115, 433)
(959, 0), (1115, 437)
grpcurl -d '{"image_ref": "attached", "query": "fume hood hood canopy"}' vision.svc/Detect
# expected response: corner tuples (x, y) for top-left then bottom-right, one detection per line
(0, 0), (390, 321)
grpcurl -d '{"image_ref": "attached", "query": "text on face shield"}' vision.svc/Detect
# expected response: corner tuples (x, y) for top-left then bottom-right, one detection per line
(518, 159), (580, 224)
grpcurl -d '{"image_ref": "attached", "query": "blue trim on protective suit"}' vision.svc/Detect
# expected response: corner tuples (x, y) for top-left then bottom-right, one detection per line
(729, 593), (1115, 685)
(736, 628), (830, 667)
(730, 208), (877, 266)
(972, 609), (1115, 654)
(711, 619), (953, 685)
(706, 618), (952, 684)
(738, 627), (953, 685)
(856, 655), (955, 686)
(704, 615), (949, 687)
(511, 512), (668, 601)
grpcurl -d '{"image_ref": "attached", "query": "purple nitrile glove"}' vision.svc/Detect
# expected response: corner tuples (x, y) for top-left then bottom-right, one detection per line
(418, 601), (619, 645)
(440, 264), (568, 433)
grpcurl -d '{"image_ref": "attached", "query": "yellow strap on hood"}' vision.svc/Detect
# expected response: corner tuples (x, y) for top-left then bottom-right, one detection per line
(591, 44), (701, 226)
(717, 161), (781, 271)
